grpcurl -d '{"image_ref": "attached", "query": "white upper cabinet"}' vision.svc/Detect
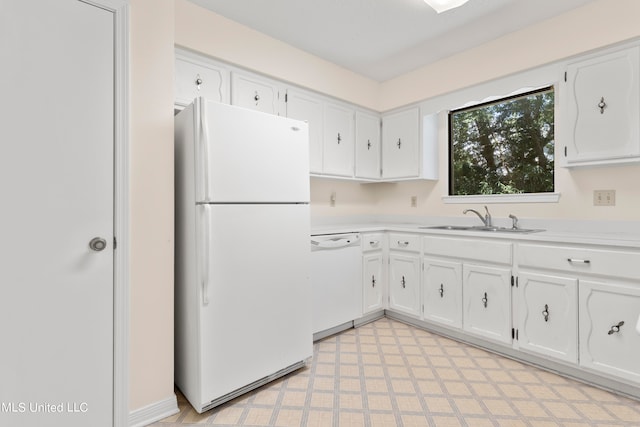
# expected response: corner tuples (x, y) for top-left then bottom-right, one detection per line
(355, 111), (381, 180)
(382, 107), (420, 179)
(564, 46), (640, 166)
(231, 72), (284, 115)
(322, 102), (355, 177)
(175, 51), (230, 108)
(285, 90), (324, 174)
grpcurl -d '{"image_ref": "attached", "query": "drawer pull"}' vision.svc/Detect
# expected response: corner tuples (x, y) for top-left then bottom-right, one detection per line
(608, 321), (624, 335)
(567, 258), (590, 264)
(369, 240), (379, 246)
(401, 276), (406, 288)
(482, 292), (488, 308)
(439, 283), (444, 298)
(542, 304), (549, 322)
(397, 241), (409, 247)
(371, 275), (376, 288)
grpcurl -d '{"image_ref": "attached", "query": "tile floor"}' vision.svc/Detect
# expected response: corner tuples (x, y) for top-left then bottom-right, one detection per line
(152, 318), (640, 426)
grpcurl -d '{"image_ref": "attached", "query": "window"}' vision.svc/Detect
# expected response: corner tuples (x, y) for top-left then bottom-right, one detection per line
(448, 86), (554, 196)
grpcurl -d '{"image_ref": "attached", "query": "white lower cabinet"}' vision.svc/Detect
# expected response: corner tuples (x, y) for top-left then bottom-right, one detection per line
(462, 264), (512, 345)
(363, 253), (384, 314)
(579, 279), (640, 383)
(388, 253), (421, 317)
(516, 272), (578, 363)
(422, 258), (462, 329)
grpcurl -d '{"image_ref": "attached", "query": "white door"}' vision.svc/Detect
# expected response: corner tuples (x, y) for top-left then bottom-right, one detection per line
(195, 100), (309, 203)
(0, 1), (114, 426)
(231, 72), (282, 115)
(423, 258), (463, 328)
(286, 90), (324, 174)
(388, 254), (421, 316)
(462, 264), (512, 344)
(382, 107), (420, 179)
(363, 253), (384, 314)
(322, 103), (355, 177)
(355, 111), (381, 180)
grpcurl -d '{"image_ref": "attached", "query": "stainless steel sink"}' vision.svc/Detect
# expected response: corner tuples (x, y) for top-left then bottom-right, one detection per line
(420, 225), (544, 234)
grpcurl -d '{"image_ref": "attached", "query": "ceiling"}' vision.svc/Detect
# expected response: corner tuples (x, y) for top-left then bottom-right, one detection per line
(188, 0), (598, 82)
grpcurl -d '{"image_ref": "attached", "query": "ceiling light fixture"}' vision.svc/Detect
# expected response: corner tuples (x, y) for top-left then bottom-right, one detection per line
(423, 0), (470, 13)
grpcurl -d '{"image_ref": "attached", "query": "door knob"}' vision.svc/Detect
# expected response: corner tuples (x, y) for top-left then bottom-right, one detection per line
(89, 237), (107, 252)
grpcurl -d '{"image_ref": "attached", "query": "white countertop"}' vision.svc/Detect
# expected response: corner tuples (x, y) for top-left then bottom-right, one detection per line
(311, 217), (640, 249)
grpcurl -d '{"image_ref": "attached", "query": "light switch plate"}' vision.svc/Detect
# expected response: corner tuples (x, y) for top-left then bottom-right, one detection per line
(593, 190), (615, 206)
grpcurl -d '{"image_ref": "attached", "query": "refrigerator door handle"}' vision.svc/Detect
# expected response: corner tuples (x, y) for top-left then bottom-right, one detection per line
(201, 205), (210, 306)
(198, 98), (210, 202)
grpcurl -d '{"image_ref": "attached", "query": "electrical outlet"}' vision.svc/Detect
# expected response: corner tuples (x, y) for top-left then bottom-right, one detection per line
(411, 196), (417, 208)
(593, 190), (615, 206)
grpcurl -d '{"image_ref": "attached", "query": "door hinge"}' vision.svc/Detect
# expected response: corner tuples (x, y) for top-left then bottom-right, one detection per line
(422, 304), (424, 313)
(511, 276), (514, 287)
(512, 328), (519, 340)
(284, 92), (288, 103)
(564, 146), (568, 157)
(113, 236), (117, 250)
(564, 71), (567, 82)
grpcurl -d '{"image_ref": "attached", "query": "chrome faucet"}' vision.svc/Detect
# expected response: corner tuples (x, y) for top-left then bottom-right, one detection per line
(508, 214), (519, 230)
(463, 206), (492, 227)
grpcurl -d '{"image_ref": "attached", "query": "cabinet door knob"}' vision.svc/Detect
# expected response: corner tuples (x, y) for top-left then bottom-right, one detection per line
(542, 304), (549, 322)
(598, 96), (607, 114)
(367, 139), (371, 150)
(401, 276), (406, 288)
(195, 74), (203, 90)
(254, 91), (260, 102)
(337, 133), (341, 144)
(397, 138), (402, 149)
(371, 275), (376, 288)
(482, 292), (488, 308)
(608, 321), (624, 335)
(439, 283), (444, 298)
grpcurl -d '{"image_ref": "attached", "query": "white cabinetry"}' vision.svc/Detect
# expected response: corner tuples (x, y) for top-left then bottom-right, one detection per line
(516, 272), (578, 363)
(564, 45), (640, 166)
(285, 90), (324, 174)
(463, 264), (512, 344)
(517, 242), (640, 384)
(362, 234), (385, 314)
(382, 107), (420, 179)
(423, 236), (513, 345)
(388, 234), (421, 317)
(175, 51), (230, 108)
(579, 280), (640, 383)
(422, 258), (462, 329)
(323, 103), (355, 177)
(355, 112), (381, 180)
(231, 72), (284, 115)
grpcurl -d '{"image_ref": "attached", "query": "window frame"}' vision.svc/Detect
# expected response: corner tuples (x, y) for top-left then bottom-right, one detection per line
(445, 85), (558, 203)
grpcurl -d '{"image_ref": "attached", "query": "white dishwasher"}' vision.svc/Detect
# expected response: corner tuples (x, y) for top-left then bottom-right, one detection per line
(310, 233), (362, 339)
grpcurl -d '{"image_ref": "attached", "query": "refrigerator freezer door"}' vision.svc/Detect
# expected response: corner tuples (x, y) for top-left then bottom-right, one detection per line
(195, 99), (310, 203)
(196, 204), (312, 409)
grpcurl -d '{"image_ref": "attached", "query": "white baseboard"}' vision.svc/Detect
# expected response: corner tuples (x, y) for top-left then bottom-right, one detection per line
(129, 394), (179, 427)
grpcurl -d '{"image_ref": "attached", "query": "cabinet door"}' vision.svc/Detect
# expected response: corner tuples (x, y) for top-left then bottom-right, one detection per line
(423, 258), (462, 329)
(388, 253), (421, 316)
(579, 279), (640, 383)
(382, 107), (419, 179)
(323, 103), (355, 177)
(355, 111), (381, 180)
(463, 264), (512, 344)
(286, 90), (324, 174)
(517, 272), (578, 363)
(231, 72), (282, 115)
(566, 46), (640, 163)
(363, 253), (384, 314)
(175, 56), (229, 107)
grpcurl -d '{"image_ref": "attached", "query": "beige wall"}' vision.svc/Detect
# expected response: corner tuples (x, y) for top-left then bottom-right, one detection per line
(129, 0), (175, 412)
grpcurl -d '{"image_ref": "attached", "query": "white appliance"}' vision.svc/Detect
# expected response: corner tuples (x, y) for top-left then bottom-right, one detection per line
(174, 98), (312, 413)
(310, 233), (362, 340)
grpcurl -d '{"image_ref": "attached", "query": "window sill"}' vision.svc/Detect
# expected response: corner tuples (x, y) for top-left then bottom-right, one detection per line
(442, 193), (561, 204)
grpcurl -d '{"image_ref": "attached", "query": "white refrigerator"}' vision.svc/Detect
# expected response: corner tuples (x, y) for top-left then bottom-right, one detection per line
(174, 98), (313, 413)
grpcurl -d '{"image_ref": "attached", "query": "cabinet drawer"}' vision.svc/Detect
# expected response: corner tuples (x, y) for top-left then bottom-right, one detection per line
(423, 236), (512, 265)
(389, 233), (420, 252)
(362, 233), (384, 252)
(518, 244), (640, 280)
